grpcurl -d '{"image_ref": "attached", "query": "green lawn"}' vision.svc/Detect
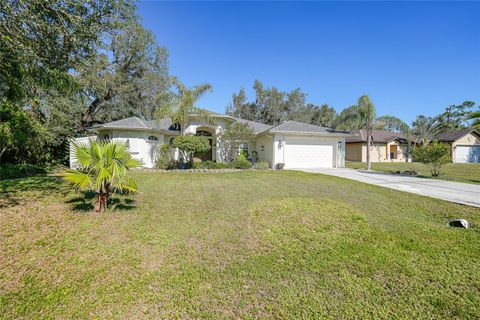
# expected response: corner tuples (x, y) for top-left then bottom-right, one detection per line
(346, 161), (480, 184)
(1, 171), (479, 319)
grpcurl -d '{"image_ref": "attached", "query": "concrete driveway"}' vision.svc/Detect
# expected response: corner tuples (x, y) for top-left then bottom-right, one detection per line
(298, 168), (480, 208)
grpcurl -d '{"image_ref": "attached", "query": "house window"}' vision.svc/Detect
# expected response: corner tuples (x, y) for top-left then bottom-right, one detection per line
(169, 122), (181, 131)
(147, 135), (159, 141)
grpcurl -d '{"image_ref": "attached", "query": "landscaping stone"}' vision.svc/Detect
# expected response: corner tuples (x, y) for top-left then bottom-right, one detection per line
(448, 219), (469, 228)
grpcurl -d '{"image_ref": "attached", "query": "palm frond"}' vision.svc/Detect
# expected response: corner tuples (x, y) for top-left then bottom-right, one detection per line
(70, 140), (93, 168)
(62, 170), (93, 190)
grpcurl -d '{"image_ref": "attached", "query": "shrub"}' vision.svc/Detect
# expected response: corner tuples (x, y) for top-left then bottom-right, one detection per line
(192, 161), (231, 169)
(0, 163), (47, 180)
(231, 154), (251, 169)
(155, 144), (171, 169)
(252, 161), (270, 170)
(167, 160), (180, 170)
(240, 149), (249, 159)
(412, 141), (451, 177)
(171, 135), (211, 165)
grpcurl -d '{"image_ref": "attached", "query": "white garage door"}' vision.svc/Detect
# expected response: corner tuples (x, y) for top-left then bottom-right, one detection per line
(284, 139), (334, 168)
(455, 145), (480, 163)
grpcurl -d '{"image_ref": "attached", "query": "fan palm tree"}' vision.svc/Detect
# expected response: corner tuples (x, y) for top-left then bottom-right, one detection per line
(155, 78), (213, 134)
(63, 140), (142, 212)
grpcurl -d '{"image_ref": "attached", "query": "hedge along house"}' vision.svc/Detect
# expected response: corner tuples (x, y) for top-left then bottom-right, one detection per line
(70, 113), (354, 169)
(345, 129), (412, 163)
(434, 128), (480, 163)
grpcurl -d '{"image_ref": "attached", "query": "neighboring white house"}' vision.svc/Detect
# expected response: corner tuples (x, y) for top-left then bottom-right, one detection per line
(70, 113), (354, 169)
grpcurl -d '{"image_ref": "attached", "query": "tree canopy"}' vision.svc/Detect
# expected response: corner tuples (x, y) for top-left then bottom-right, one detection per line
(226, 80), (338, 126)
(0, 0), (170, 165)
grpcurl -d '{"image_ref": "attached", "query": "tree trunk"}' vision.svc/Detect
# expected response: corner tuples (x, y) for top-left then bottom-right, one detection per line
(79, 90), (114, 131)
(366, 128), (372, 171)
(95, 193), (102, 212)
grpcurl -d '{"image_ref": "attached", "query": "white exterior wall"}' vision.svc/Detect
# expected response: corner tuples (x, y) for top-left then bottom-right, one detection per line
(254, 135), (274, 167)
(70, 131), (163, 169)
(111, 130), (163, 168)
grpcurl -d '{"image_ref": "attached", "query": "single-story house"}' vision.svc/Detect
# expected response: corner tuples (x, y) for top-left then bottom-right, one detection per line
(435, 128), (480, 163)
(345, 129), (412, 162)
(71, 113), (354, 169)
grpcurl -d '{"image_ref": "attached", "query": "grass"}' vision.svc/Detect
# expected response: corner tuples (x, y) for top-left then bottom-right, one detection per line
(346, 161), (480, 184)
(1, 171), (479, 319)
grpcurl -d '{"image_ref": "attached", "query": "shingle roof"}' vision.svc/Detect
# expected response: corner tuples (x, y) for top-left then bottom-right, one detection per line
(346, 129), (408, 143)
(90, 117), (151, 130)
(434, 128), (479, 142)
(146, 118), (175, 131)
(268, 121), (350, 135)
(91, 116), (178, 132)
(90, 116), (353, 136)
(236, 118), (273, 134)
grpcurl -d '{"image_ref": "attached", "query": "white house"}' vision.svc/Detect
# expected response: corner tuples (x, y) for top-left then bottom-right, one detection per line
(70, 113), (354, 169)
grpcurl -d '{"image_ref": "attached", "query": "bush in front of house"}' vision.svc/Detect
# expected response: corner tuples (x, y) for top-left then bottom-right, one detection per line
(412, 141), (451, 177)
(231, 154), (251, 169)
(155, 144), (171, 169)
(171, 135), (211, 166)
(252, 161), (270, 170)
(192, 161), (232, 170)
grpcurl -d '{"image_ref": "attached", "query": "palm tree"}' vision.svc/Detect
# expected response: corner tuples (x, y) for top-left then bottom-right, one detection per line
(411, 115), (444, 145)
(63, 140), (142, 212)
(156, 78), (213, 134)
(335, 95), (376, 170)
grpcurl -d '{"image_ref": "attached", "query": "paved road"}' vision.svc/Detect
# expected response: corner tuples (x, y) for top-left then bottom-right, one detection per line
(298, 168), (480, 208)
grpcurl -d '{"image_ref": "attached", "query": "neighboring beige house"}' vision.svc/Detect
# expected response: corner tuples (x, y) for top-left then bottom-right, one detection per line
(435, 128), (480, 163)
(71, 113), (354, 169)
(345, 130), (411, 163)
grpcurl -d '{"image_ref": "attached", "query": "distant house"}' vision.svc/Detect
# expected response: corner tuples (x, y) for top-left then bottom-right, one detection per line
(71, 113), (354, 169)
(345, 129), (411, 163)
(435, 128), (480, 163)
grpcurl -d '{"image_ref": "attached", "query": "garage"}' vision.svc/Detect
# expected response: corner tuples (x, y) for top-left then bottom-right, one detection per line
(455, 145), (480, 163)
(283, 138), (335, 168)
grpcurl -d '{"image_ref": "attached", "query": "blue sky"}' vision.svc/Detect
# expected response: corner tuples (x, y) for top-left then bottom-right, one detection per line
(138, 1), (479, 124)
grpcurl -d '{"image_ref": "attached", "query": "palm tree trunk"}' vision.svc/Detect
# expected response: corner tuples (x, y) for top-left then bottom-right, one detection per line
(366, 128), (372, 171)
(95, 193), (102, 212)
